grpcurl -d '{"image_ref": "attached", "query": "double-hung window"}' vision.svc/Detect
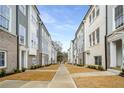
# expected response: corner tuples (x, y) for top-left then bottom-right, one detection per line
(96, 5), (100, 17)
(94, 56), (102, 65)
(96, 28), (100, 44)
(115, 5), (123, 29)
(19, 5), (26, 16)
(92, 9), (95, 20)
(89, 15), (91, 23)
(92, 31), (95, 45)
(19, 24), (26, 45)
(0, 5), (10, 30)
(89, 35), (92, 46)
(0, 51), (7, 68)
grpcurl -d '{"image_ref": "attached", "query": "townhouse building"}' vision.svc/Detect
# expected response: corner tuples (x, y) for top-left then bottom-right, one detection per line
(75, 21), (85, 65)
(84, 5), (107, 69)
(37, 19), (43, 66)
(28, 6), (40, 67)
(48, 36), (52, 65)
(0, 5), (57, 73)
(51, 41), (57, 64)
(107, 5), (124, 69)
(68, 48), (71, 64)
(73, 38), (77, 64)
(68, 5), (107, 69)
(68, 40), (74, 64)
(41, 23), (51, 66)
(0, 5), (17, 73)
(17, 5), (29, 70)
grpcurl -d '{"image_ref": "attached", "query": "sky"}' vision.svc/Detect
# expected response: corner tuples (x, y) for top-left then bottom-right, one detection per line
(37, 5), (89, 52)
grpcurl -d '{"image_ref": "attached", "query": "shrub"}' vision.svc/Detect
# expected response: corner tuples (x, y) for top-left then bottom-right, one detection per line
(98, 65), (104, 71)
(119, 69), (124, 77)
(87, 65), (104, 71)
(30, 65), (35, 69)
(14, 69), (21, 73)
(22, 68), (26, 72)
(122, 69), (124, 72)
(0, 69), (6, 77)
(30, 64), (42, 70)
(77, 64), (83, 67)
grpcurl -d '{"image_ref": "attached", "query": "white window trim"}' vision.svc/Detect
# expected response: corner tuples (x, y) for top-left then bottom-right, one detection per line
(19, 5), (26, 16)
(0, 50), (7, 68)
(8, 6), (12, 33)
(19, 24), (26, 46)
(113, 5), (124, 31)
(0, 6), (11, 32)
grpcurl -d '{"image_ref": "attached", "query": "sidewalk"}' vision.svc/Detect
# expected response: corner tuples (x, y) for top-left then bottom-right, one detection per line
(48, 64), (77, 88)
(71, 71), (118, 78)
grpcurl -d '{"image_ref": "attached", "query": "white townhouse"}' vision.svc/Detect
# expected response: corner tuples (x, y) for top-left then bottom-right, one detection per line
(68, 40), (74, 64)
(41, 23), (51, 66)
(107, 5), (124, 69)
(28, 6), (40, 67)
(51, 41), (57, 64)
(48, 36), (52, 65)
(84, 5), (107, 69)
(68, 48), (71, 64)
(73, 38), (77, 64)
(75, 21), (84, 65)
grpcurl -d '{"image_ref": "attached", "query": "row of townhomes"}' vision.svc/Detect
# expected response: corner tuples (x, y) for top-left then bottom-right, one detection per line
(0, 5), (58, 73)
(68, 5), (124, 70)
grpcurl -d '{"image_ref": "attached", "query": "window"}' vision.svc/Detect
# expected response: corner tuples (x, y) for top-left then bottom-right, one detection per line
(94, 56), (102, 65)
(32, 58), (36, 65)
(89, 15), (91, 23)
(92, 32), (95, 45)
(115, 5), (123, 29)
(19, 5), (26, 15)
(96, 28), (100, 44)
(96, 6), (99, 16)
(0, 6), (10, 30)
(0, 51), (6, 67)
(89, 35), (92, 46)
(92, 9), (95, 19)
(32, 15), (36, 25)
(19, 24), (26, 45)
(31, 33), (37, 49)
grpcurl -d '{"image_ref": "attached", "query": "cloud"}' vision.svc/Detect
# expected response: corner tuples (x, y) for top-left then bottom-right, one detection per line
(40, 11), (56, 24)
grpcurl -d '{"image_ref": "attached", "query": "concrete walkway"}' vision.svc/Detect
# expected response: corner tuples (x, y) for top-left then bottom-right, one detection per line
(48, 64), (77, 88)
(71, 71), (118, 78)
(0, 80), (50, 88)
(0, 64), (77, 88)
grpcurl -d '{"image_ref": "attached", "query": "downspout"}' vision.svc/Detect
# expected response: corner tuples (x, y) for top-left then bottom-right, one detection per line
(105, 5), (108, 70)
(40, 22), (43, 66)
(16, 5), (19, 70)
(38, 21), (43, 65)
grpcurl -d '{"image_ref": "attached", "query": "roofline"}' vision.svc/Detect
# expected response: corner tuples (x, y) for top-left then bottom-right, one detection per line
(34, 5), (40, 15)
(75, 20), (84, 37)
(83, 5), (93, 21)
(73, 5), (92, 41)
(42, 22), (51, 37)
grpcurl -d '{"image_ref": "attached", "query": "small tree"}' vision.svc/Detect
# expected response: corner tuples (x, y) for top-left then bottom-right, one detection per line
(57, 51), (63, 63)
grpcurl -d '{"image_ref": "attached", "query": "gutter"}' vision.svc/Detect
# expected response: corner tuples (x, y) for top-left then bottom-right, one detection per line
(16, 5), (19, 70)
(105, 5), (108, 70)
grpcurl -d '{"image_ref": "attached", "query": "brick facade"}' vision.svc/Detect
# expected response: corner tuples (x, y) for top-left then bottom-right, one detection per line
(0, 30), (17, 73)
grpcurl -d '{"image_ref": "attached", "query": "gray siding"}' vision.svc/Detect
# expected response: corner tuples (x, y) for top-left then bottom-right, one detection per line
(17, 5), (28, 47)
